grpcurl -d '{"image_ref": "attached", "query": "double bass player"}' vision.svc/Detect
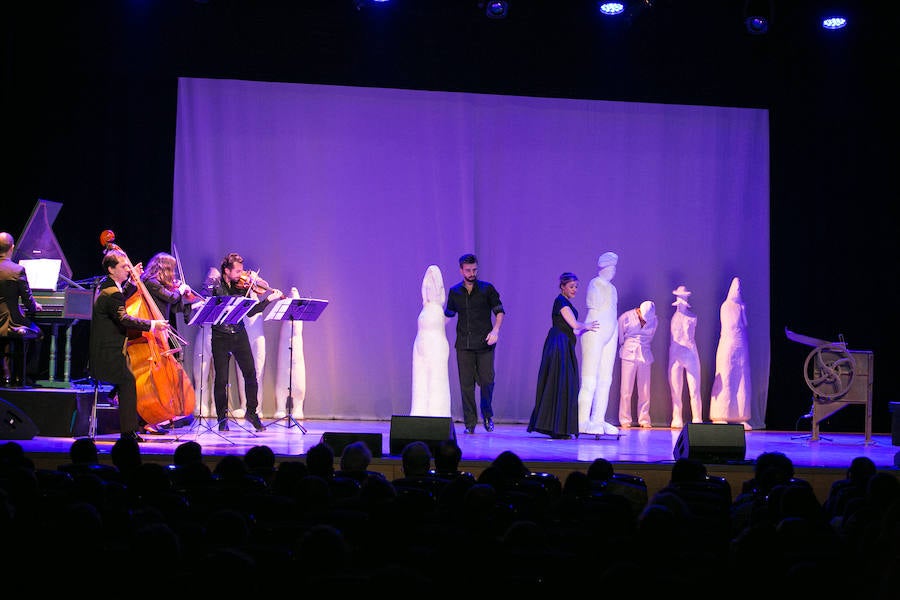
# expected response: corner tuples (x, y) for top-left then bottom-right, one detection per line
(90, 248), (170, 442)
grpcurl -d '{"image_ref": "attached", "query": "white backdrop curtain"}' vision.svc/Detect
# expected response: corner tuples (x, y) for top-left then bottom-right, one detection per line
(172, 77), (770, 428)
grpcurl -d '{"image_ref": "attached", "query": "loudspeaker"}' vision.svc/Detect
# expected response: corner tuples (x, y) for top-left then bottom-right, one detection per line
(673, 423), (746, 463)
(321, 432), (383, 458)
(389, 415), (456, 456)
(0, 388), (95, 436)
(0, 397), (40, 440)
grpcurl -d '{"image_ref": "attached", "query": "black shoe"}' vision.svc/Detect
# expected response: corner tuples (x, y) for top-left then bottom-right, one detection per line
(218, 421), (230, 432)
(483, 417), (494, 432)
(246, 413), (266, 432)
(123, 431), (145, 443)
(463, 426), (476, 434)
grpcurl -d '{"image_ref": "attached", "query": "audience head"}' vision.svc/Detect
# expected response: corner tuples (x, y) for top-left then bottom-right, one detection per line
(173, 441), (203, 466)
(339, 441), (373, 473)
(400, 441), (432, 478)
(111, 435), (142, 474)
(69, 438), (100, 464)
(244, 445), (276, 481)
(433, 439), (463, 473)
(847, 456), (877, 484)
(305, 442), (336, 480)
(586, 458), (615, 483)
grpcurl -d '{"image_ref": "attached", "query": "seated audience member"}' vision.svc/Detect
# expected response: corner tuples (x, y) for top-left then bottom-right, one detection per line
(335, 440), (386, 483)
(431, 439), (475, 482)
(305, 442), (336, 481)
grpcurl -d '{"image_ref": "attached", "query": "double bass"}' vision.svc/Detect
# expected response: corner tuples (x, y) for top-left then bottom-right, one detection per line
(99, 230), (196, 425)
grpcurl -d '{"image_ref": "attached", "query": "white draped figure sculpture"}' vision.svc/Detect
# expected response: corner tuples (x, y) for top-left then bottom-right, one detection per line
(576, 251), (620, 435)
(618, 300), (658, 428)
(667, 285), (703, 428)
(410, 264), (452, 417)
(710, 276), (752, 430)
(273, 287), (306, 419)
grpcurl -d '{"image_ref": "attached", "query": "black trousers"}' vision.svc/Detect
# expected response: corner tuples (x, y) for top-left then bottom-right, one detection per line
(211, 328), (260, 422)
(456, 346), (495, 428)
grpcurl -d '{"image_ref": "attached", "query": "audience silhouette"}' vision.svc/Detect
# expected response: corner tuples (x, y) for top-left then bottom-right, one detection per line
(1, 438), (896, 595)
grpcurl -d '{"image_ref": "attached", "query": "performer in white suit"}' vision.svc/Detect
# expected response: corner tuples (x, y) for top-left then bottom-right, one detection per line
(411, 265), (452, 417)
(710, 276), (752, 430)
(274, 287), (306, 419)
(667, 285), (703, 428)
(618, 300), (657, 428)
(576, 252), (620, 436)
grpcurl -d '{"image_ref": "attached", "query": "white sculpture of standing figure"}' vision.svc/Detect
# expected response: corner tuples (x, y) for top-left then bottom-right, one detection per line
(618, 300), (658, 428)
(411, 264), (452, 417)
(709, 276), (752, 430)
(576, 252), (620, 435)
(668, 285), (703, 428)
(274, 287), (306, 419)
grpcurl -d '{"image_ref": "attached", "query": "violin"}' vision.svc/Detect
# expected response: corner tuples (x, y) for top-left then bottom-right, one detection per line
(235, 270), (277, 296)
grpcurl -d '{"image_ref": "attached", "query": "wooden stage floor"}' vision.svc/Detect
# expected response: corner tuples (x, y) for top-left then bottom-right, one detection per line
(10, 415), (899, 503)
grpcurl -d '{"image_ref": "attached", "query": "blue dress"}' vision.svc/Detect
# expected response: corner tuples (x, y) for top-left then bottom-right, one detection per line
(527, 294), (579, 438)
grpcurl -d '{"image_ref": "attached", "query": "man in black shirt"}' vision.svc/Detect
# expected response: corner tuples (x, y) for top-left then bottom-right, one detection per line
(202, 252), (283, 432)
(445, 253), (505, 434)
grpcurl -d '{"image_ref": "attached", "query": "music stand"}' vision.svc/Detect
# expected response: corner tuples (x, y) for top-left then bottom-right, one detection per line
(180, 296), (260, 443)
(264, 297), (329, 432)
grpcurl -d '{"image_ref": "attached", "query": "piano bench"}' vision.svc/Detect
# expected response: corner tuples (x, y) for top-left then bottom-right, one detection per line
(0, 335), (28, 387)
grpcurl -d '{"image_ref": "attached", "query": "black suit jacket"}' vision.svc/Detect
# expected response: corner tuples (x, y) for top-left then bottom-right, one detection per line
(0, 257), (39, 336)
(88, 276), (152, 380)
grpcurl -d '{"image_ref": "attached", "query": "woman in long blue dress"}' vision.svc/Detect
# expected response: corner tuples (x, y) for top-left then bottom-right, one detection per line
(528, 273), (598, 439)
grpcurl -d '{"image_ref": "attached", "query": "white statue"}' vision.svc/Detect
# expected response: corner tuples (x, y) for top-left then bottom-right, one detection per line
(667, 285), (703, 428)
(576, 252), (620, 435)
(618, 299), (658, 428)
(410, 265), (452, 417)
(710, 276), (752, 430)
(274, 287), (306, 419)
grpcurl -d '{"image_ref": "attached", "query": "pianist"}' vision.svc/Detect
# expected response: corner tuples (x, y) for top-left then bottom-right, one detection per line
(0, 232), (43, 386)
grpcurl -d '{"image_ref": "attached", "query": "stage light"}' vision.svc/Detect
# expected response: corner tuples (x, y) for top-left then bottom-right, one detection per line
(483, 1), (508, 19)
(743, 0), (772, 35)
(822, 16), (847, 30)
(353, 0), (391, 10)
(599, 2), (625, 16)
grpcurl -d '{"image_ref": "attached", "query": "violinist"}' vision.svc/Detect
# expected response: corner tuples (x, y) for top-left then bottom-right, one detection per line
(138, 251), (201, 434)
(89, 248), (170, 443)
(201, 252), (283, 432)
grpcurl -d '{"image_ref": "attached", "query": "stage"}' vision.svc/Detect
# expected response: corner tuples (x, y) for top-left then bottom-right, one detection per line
(6, 407), (898, 503)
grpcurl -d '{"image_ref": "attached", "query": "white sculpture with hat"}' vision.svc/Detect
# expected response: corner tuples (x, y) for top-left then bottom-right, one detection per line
(668, 285), (703, 428)
(710, 276), (752, 430)
(618, 299), (658, 428)
(576, 251), (620, 435)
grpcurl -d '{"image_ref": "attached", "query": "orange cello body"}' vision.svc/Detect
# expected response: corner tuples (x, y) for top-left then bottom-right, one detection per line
(125, 288), (196, 425)
(98, 229), (195, 426)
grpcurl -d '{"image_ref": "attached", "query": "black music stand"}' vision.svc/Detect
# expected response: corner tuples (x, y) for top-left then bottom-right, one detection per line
(263, 297), (329, 432)
(179, 296), (260, 443)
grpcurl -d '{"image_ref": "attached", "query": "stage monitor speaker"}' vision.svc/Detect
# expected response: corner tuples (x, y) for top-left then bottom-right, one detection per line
(389, 415), (456, 456)
(673, 423), (746, 463)
(0, 397), (40, 440)
(321, 432), (383, 458)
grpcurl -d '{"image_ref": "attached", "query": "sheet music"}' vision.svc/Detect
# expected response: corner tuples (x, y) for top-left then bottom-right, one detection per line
(19, 258), (62, 290)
